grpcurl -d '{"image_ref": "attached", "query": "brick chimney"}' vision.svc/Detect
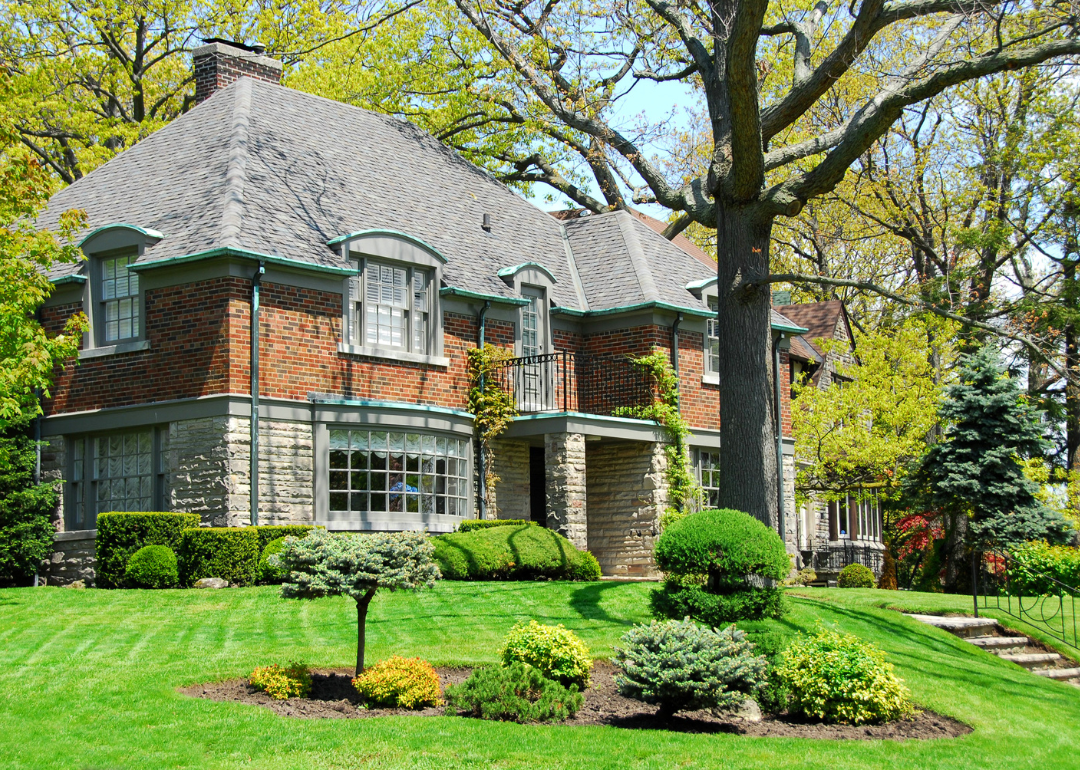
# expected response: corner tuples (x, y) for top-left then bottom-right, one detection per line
(193, 39), (283, 104)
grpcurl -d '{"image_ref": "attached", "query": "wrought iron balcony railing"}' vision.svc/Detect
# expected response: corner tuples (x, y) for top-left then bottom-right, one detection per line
(489, 350), (657, 416)
(810, 541), (885, 575)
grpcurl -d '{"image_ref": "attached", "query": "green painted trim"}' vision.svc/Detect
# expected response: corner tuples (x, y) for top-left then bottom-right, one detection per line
(78, 223), (164, 247)
(551, 301), (711, 319)
(50, 274), (87, 285)
(439, 287), (530, 306)
(497, 262), (558, 283)
(128, 247), (357, 276)
(509, 411), (660, 428)
(772, 317), (809, 335)
(685, 277), (716, 291)
(326, 229), (448, 263)
(307, 395), (474, 419)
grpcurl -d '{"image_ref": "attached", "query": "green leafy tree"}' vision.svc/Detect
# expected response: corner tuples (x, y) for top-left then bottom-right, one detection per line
(0, 420), (58, 586)
(905, 346), (1071, 565)
(273, 528), (440, 676)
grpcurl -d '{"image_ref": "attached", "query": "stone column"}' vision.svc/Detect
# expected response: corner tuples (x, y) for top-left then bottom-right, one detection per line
(545, 432), (587, 549)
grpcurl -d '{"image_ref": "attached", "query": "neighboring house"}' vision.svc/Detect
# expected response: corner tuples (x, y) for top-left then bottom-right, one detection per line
(778, 300), (886, 580)
(36, 41), (806, 586)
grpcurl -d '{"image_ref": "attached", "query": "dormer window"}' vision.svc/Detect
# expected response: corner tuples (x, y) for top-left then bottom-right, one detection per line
(358, 262), (430, 353)
(705, 296), (720, 375)
(100, 251), (141, 342)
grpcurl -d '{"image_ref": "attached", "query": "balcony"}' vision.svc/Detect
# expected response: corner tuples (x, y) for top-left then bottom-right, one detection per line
(489, 351), (657, 416)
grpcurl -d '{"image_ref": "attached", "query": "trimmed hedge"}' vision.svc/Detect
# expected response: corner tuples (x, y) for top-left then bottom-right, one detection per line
(457, 519), (535, 534)
(178, 527), (260, 586)
(251, 525), (314, 554)
(123, 545), (179, 589)
(433, 525), (601, 581)
(838, 563), (875, 588)
(95, 512), (201, 588)
(650, 581), (786, 623)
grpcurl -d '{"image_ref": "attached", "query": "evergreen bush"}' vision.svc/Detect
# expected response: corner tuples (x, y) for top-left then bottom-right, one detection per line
(457, 519), (534, 533)
(95, 512), (200, 588)
(838, 564), (875, 588)
(501, 621), (592, 688)
(258, 536), (291, 584)
(353, 655), (442, 709)
(251, 525), (314, 554)
(123, 545), (179, 588)
(775, 629), (913, 725)
(444, 662), (583, 722)
(614, 618), (768, 717)
(0, 421), (57, 586)
(432, 525), (601, 581)
(652, 509), (789, 622)
(177, 527), (259, 587)
(249, 662), (312, 700)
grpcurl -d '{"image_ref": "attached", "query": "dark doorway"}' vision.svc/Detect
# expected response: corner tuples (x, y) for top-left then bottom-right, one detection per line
(529, 446), (546, 526)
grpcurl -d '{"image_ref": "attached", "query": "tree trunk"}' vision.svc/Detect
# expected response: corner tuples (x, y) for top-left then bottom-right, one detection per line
(354, 588), (377, 678)
(1064, 257), (1078, 518)
(715, 205), (779, 529)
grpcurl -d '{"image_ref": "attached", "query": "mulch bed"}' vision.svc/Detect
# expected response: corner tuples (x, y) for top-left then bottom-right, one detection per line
(180, 660), (971, 740)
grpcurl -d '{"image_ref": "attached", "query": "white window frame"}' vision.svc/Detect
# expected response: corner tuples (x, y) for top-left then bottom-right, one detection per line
(350, 259), (431, 354)
(99, 251), (141, 343)
(705, 295), (720, 377)
(695, 447), (722, 509)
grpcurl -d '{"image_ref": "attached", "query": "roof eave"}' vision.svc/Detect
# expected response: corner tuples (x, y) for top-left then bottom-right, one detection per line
(128, 247), (357, 276)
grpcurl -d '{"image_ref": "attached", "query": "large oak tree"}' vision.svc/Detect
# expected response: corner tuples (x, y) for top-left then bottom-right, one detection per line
(452, 0), (1080, 526)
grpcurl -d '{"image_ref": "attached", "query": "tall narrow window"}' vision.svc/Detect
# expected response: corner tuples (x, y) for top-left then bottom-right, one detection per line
(706, 296), (720, 375)
(696, 449), (721, 508)
(101, 253), (140, 342)
(70, 438), (85, 528)
(412, 270), (429, 354)
(522, 292), (542, 357)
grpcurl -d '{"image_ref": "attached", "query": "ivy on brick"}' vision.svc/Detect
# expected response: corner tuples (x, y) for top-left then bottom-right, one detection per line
(466, 344), (518, 518)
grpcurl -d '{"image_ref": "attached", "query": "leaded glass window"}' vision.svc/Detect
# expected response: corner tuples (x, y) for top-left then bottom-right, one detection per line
(101, 253), (140, 342)
(697, 449), (721, 508)
(328, 430), (470, 517)
(94, 430), (153, 513)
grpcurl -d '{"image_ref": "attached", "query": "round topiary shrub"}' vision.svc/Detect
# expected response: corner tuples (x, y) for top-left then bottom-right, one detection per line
(651, 509), (789, 622)
(258, 536), (289, 584)
(353, 655), (442, 709)
(775, 629), (913, 725)
(501, 621), (592, 688)
(250, 662), (312, 700)
(614, 618), (768, 717)
(444, 662), (583, 722)
(838, 563), (875, 588)
(123, 545), (179, 588)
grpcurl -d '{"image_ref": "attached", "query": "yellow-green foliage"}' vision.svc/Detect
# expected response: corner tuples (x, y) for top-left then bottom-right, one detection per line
(353, 655), (442, 709)
(838, 564), (875, 588)
(249, 662), (312, 700)
(501, 621), (592, 688)
(776, 629), (913, 725)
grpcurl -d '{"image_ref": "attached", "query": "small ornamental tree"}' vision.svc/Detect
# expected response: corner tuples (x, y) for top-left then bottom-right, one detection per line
(273, 529), (440, 676)
(905, 347), (1071, 556)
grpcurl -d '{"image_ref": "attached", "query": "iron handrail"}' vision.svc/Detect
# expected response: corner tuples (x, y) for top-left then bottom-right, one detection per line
(975, 549), (1079, 652)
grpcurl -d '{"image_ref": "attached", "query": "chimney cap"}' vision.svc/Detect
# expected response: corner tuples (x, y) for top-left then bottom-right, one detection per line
(200, 37), (266, 54)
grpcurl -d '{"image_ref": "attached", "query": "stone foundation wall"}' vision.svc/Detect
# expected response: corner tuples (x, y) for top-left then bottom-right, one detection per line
(42, 530), (96, 586)
(585, 440), (667, 578)
(491, 439), (531, 521)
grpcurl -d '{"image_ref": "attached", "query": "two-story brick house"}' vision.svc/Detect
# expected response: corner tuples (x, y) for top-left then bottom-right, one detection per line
(37, 41), (808, 585)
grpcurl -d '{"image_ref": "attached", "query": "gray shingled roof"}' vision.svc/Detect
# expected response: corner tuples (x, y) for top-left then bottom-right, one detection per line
(40, 75), (798, 325)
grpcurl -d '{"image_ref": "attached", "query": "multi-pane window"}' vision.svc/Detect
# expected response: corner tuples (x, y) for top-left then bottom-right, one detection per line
(101, 253), (140, 342)
(706, 296), (720, 375)
(352, 260), (430, 353)
(70, 439), (86, 528)
(697, 449), (721, 508)
(94, 431), (154, 513)
(830, 492), (882, 542)
(328, 430), (470, 517)
(522, 293), (541, 356)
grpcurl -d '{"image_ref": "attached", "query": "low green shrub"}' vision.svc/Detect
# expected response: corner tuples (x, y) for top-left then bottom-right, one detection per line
(838, 564), (875, 588)
(1010, 541), (1080, 594)
(650, 582), (786, 623)
(95, 512), (200, 588)
(775, 629), (913, 725)
(501, 621), (592, 688)
(444, 662), (583, 722)
(432, 525), (601, 581)
(249, 662), (312, 700)
(652, 509), (789, 623)
(353, 655), (441, 709)
(177, 527), (259, 587)
(258, 537), (290, 584)
(251, 525), (314, 554)
(457, 519), (535, 534)
(614, 618), (768, 717)
(123, 545), (179, 589)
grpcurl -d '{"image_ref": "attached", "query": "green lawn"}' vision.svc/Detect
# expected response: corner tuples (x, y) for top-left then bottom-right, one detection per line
(2, 582), (1078, 770)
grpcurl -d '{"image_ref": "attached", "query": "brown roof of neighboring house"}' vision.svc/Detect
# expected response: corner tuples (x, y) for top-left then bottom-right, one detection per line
(550, 207), (716, 269)
(788, 335), (819, 362)
(772, 300), (853, 357)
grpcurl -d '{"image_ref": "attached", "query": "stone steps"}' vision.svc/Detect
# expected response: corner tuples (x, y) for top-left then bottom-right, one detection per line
(906, 614), (1080, 689)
